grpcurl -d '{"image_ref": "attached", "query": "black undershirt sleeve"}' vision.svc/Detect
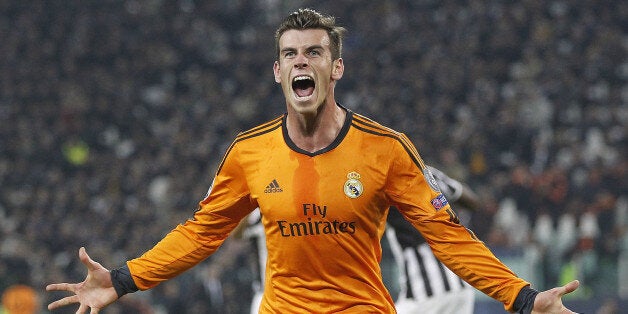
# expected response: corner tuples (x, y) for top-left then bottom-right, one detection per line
(110, 264), (139, 298)
(512, 285), (539, 314)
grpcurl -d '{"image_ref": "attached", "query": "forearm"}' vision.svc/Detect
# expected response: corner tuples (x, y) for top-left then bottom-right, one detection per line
(415, 209), (530, 311)
(126, 220), (231, 290)
(124, 195), (255, 289)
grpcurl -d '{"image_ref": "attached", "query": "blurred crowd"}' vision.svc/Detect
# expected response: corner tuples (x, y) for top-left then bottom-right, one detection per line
(0, 0), (625, 313)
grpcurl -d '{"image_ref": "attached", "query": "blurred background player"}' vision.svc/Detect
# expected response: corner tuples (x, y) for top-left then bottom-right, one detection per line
(386, 165), (481, 314)
(233, 210), (265, 314)
(0, 284), (39, 314)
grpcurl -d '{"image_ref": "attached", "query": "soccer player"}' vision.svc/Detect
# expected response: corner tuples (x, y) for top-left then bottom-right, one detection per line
(386, 166), (480, 314)
(231, 209), (266, 314)
(46, 8), (579, 314)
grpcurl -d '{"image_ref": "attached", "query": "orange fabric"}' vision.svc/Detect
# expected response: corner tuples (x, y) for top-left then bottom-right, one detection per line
(127, 111), (528, 313)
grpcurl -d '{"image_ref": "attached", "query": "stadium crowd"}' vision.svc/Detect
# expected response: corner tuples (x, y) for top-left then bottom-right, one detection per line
(0, 0), (625, 313)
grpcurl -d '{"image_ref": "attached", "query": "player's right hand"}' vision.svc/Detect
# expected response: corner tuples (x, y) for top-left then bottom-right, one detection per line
(46, 247), (119, 313)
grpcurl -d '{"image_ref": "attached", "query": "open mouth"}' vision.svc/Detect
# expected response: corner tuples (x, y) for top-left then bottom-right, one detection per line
(292, 75), (315, 98)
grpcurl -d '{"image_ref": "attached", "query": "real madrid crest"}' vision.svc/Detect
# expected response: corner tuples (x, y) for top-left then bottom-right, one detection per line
(344, 171), (363, 198)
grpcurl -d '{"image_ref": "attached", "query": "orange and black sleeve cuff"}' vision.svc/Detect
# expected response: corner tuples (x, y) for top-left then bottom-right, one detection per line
(512, 286), (539, 314)
(110, 265), (138, 298)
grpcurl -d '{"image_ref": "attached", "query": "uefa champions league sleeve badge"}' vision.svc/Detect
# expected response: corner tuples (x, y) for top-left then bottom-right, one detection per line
(344, 171), (363, 198)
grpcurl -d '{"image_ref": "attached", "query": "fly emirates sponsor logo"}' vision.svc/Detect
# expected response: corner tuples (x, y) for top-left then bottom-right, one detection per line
(277, 203), (357, 237)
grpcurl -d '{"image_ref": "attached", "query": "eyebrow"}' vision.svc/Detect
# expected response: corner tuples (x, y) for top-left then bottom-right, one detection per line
(280, 44), (325, 55)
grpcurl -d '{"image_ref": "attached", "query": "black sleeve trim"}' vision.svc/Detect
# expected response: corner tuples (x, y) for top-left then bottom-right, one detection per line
(110, 265), (139, 298)
(513, 285), (539, 314)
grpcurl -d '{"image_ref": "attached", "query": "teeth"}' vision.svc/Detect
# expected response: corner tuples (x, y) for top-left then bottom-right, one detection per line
(293, 75), (312, 82)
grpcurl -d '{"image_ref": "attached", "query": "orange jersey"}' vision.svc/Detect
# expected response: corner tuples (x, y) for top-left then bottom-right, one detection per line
(127, 109), (529, 313)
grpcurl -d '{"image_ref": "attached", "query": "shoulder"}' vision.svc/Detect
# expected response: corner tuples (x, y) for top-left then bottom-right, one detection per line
(350, 112), (403, 139)
(350, 111), (426, 168)
(351, 112), (418, 149)
(221, 115), (284, 158)
(234, 115), (284, 144)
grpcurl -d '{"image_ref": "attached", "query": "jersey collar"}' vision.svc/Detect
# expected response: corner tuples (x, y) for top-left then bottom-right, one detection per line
(282, 103), (353, 157)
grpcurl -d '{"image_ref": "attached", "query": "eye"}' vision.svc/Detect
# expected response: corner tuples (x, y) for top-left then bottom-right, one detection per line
(283, 51), (296, 58)
(308, 50), (321, 56)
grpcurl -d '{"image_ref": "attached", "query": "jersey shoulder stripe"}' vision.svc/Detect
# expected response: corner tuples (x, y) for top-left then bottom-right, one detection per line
(354, 114), (423, 168)
(216, 115), (284, 173)
(352, 113), (426, 170)
(352, 113), (399, 135)
(235, 115), (283, 142)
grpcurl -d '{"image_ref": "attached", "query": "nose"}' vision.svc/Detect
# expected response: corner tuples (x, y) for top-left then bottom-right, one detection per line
(294, 53), (308, 69)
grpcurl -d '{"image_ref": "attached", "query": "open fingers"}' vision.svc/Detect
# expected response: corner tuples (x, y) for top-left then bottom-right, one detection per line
(78, 247), (102, 272)
(47, 294), (79, 310)
(75, 303), (101, 314)
(79, 247), (92, 268)
(46, 283), (76, 292)
(77, 304), (88, 314)
(560, 280), (580, 295)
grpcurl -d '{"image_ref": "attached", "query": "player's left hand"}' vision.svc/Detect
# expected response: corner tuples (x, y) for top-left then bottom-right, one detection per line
(531, 280), (580, 314)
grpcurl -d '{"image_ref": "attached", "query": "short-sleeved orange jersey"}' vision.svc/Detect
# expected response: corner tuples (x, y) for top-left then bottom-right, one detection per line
(127, 109), (529, 313)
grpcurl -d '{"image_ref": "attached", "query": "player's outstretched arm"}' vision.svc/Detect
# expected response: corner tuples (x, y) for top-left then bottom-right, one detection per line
(46, 247), (119, 313)
(531, 280), (580, 314)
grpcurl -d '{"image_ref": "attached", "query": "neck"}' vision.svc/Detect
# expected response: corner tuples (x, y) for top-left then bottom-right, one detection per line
(286, 101), (346, 153)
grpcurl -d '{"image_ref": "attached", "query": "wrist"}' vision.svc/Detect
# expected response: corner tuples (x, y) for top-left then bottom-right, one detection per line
(513, 285), (539, 314)
(110, 264), (139, 298)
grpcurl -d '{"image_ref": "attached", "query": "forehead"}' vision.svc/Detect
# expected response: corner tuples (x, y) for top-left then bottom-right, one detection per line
(278, 29), (331, 50)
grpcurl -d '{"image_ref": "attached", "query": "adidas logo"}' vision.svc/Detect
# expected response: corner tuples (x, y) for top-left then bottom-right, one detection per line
(264, 179), (283, 193)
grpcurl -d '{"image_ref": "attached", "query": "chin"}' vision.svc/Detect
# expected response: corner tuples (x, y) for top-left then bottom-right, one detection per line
(291, 104), (318, 116)
(290, 97), (320, 114)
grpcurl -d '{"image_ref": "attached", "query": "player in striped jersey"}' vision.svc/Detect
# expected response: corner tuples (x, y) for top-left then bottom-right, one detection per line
(46, 8), (579, 314)
(232, 209), (266, 314)
(386, 166), (480, 314)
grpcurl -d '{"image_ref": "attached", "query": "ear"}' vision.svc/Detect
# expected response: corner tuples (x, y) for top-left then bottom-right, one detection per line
(331, 58), (344, 81)
(273, 61), (281, 83)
